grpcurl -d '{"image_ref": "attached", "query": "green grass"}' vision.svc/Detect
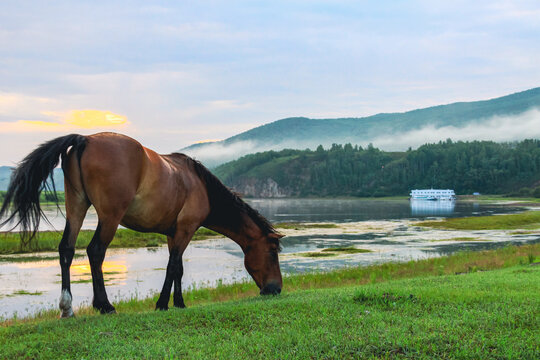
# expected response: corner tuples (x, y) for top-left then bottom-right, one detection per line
(275, 222), (339, 230)
(0, 227), (221, 255)
(416, 210), (540, 230)
(460, 194), (540, 203)
(0, 253), (85, 263)
(1, 243), (538, 359)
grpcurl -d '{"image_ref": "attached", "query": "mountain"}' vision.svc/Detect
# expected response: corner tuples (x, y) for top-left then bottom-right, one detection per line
(0, 166), (12, 191)
(181, 87), (540, 167)
(0, 167), (64, 192)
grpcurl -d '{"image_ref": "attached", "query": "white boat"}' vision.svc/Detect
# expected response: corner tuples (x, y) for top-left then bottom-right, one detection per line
(410, 189), (456, 201)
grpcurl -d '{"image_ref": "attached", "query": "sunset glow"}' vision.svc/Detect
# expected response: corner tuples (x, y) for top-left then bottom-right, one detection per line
(65, 110), (128, 128)
(1, 110), (129, 133)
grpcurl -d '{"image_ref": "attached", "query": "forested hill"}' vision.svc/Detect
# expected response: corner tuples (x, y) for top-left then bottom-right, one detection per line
(183, 87), (540, 166)
(213, 139), (540, 197)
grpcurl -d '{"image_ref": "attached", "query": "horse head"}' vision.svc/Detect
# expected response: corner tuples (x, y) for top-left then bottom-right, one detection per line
(243, 232), (284, 295)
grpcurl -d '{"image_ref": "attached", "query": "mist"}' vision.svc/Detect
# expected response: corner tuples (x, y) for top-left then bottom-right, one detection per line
(183, 108), (540, 167)
(368, 108), (540, 151)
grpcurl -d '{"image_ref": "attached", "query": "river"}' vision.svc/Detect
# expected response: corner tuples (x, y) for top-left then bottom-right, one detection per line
(1, 198), (538, 320)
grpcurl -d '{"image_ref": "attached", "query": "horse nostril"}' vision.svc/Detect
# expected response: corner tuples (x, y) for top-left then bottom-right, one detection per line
(260, 283), (281, 296)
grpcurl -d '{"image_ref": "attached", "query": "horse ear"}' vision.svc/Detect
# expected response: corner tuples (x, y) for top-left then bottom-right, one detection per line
(269, 232), (284, 239)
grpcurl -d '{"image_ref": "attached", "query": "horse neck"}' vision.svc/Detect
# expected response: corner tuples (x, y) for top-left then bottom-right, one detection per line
(205, 215), (263, 250)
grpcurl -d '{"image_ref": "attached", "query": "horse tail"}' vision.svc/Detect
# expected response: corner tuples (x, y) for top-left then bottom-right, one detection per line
(0, 134), (87, 244)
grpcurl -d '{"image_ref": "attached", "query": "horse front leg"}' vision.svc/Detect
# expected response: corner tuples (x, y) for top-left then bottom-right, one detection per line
(173, 260), (186, 308)
(156, 226), (196, 311)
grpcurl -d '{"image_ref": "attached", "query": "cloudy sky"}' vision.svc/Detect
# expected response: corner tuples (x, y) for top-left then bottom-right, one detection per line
(1, 1), (539, 164)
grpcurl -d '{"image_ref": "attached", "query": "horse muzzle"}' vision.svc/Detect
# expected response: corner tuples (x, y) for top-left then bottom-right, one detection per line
(260, 282), (282, 295)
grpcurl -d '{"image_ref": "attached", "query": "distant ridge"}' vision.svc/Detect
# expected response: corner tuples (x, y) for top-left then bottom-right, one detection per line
(0, 167), (64, 192)
(181, 87), (540, 167)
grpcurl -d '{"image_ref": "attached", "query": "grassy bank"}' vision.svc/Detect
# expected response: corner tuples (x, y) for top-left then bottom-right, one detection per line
(0, 227), (220, 255)
(1, 244), (538, 359)
(0, 222), (345, 255)
(4, 242), (539, 322)
(416, 210), (540, 230)
(459, 194), (540, 204)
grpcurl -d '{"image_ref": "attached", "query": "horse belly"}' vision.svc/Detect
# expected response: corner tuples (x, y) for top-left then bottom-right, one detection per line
(121, 196), (178, 235)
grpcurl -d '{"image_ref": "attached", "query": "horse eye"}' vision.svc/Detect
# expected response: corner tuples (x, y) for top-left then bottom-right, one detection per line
(268, 251), (279, 261)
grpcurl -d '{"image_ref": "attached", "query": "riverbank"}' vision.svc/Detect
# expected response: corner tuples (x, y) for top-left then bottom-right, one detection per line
(1, 243), (538, 358)
(0, 227), (221, 255)
(416, 210), (540, 230)
(458, 194), (540, 205)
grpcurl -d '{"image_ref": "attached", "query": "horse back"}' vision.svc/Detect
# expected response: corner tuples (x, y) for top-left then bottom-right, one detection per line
(78, 132), (208, 235)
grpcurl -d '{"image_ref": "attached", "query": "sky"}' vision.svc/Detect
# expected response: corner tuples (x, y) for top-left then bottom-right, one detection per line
(1, 0), (540, 165)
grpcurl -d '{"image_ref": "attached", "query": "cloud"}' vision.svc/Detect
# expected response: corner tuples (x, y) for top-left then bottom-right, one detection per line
(0, 110), (129, 133)
(0, 93), (58, 118)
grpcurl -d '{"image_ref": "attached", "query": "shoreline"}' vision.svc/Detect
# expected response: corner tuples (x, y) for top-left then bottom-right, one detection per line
(2, 242), (538, 324)
(2, 208), (540, 256)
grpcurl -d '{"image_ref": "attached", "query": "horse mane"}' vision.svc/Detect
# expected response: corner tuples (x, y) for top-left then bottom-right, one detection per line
(171, 153), (280, 238)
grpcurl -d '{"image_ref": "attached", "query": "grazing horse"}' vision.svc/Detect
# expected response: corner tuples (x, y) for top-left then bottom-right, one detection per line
(0, 132), (283, 317)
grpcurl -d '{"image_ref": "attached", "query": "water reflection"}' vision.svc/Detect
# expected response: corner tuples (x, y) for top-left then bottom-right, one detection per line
(410, 199), (455, 216)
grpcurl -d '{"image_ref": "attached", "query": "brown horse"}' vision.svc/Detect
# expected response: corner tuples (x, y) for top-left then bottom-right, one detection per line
(0, 132), (283, 317)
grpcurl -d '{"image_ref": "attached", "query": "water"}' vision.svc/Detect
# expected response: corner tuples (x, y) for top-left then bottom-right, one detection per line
(249, 198), (519, 223)
(0, 198), (537, 319)
(5, 198), (518, 232)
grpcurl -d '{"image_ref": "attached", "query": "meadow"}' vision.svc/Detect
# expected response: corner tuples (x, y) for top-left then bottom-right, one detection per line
(1, 243), (538, 358)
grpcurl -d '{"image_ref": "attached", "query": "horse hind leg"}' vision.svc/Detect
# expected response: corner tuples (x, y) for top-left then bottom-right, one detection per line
(86, 219), (120, 314)
(58, 201), (88, 318)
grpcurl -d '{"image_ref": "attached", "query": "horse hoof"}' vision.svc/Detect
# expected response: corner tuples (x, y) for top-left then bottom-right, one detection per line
(99, 306), (117, 315)
(59, 289), (74, 318)
(94, 301), (116, 314)
(155, 302), (169, 311)
(60, 309), (75, 318)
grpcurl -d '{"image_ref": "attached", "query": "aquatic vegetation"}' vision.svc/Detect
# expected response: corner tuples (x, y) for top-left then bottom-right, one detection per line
(7, 290), (44, 297)
(298, 246), (372, 257)
(322, 246), (372, 253)
(429, 237), (489, 242)
(300, 252), (337, 257)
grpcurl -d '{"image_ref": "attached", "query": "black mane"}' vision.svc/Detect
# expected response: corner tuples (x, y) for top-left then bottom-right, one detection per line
(175, 154), (280, 237)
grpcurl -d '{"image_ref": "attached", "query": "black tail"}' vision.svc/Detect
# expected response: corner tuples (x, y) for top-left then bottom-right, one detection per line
(0, 134), (87, 244)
